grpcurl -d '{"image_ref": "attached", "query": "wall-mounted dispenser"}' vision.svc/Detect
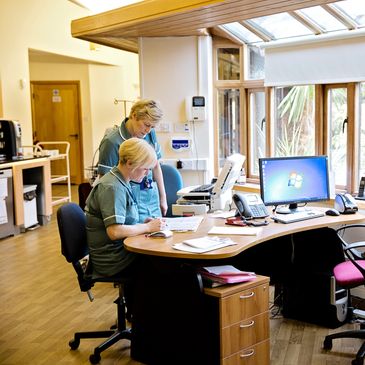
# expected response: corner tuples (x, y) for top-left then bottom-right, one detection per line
(185, 96), (206, 122)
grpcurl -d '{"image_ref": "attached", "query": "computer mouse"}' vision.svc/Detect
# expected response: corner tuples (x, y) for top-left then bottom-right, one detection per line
(325, 208), (340, 216)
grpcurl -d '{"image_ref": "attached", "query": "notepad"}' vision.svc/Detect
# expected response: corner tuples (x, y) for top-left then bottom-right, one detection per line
(172, 236), (237, 253)
(208, 226), (262, 236)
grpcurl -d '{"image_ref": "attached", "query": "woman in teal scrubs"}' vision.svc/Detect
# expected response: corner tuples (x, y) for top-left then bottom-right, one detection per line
(86, 137), (165, 279)
(97, 99), (167, 222)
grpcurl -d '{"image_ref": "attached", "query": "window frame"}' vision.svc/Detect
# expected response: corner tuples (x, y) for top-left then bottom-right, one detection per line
(213, 40), (362, 195)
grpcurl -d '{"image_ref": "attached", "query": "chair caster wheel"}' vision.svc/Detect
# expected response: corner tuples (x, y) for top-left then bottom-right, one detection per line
(352, 359), (364, 365)
(323, 338), (333, 350)
(89, 353), (101, 364)
(69, 339), (80, 350)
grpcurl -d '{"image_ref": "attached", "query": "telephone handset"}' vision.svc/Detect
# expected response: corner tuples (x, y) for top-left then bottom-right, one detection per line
(232, 193), (269, 219)
(359, 177), (365, 197)
(334, 193), (358, 214)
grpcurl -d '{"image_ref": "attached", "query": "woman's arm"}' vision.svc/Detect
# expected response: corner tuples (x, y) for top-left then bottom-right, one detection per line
(106, 218), (165, 241)
(152, 163), (168, 216)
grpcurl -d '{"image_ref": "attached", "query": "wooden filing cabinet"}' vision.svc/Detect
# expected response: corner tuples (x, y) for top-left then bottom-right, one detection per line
(204, 276), (270, 365)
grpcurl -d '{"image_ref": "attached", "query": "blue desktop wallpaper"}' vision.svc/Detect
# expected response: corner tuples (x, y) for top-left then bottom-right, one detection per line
(260, 157), (329, 205)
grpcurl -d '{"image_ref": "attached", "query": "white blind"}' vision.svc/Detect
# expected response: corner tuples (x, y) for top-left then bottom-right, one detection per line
(264, 32), (365, 86)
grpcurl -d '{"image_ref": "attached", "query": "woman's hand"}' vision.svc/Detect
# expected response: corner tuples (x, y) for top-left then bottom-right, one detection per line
(146, 218), (166, 232)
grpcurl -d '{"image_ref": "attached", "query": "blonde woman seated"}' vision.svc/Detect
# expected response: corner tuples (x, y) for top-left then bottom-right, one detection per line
(85, 137), (165, 280)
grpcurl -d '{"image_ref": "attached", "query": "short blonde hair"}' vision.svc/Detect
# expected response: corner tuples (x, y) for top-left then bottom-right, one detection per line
(129, 99), (163, 123)
(119, 137), (157, 170)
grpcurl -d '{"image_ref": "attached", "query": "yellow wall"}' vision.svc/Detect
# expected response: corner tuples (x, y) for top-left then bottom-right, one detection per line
(0, 0), (139, 172)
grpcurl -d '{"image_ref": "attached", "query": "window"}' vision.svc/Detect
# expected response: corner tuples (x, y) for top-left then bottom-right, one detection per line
(217, 89), (241, 167)
(273, 85), (315, 156)
(358, 83), (365, 180)
(325, 85), (348, 188)
(248, 90), (265, 176)
(217, 48), (240, 80)
(246, 46), (265, 80)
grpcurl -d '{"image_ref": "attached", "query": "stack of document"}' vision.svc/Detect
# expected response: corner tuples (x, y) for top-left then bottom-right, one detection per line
(172, 236), (237, 253)
(199, 265), (256, 287)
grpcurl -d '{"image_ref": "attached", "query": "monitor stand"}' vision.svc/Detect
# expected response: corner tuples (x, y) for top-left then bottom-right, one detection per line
(276, 203), (299, 214)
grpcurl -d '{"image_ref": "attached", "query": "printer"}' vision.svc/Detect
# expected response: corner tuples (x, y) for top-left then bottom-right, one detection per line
(173, 153), (246, 215)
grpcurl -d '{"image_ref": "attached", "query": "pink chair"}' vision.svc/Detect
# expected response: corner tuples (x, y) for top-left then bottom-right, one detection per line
(323, 224), (365, 365)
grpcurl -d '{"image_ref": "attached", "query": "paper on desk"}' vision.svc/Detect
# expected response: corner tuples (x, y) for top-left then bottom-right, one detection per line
(172, 236), (237, 253)
(208, 226), (262, 236)
(209, 210), (236, 219)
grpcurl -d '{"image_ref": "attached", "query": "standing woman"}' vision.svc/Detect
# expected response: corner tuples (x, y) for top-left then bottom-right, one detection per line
(86, 138), (165, 280)
(97, 99), (167, 221)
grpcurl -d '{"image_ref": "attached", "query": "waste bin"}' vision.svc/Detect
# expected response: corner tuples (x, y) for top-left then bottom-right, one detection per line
(0, 169), (15, 238)
(23, 184), (38, 228)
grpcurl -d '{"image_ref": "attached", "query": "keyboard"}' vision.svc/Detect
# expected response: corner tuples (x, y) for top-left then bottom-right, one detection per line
(165, 216), (204, 231)
(190, 183), (215, 193)
(272, 209), (325, 224)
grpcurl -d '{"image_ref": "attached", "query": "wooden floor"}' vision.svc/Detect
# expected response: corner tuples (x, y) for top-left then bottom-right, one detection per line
(0, 185), (363, 364)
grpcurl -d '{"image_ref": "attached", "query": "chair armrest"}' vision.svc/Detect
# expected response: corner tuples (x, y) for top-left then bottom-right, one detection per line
(336, 224), (365, 235)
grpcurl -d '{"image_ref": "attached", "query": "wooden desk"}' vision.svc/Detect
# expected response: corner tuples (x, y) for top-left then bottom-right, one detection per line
(125, 210), (365, 365)
(125, 209), (365, 259)
(0, 158), (52, 230)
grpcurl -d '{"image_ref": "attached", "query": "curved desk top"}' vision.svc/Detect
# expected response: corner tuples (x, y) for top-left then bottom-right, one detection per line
(124, 209), (365, 260)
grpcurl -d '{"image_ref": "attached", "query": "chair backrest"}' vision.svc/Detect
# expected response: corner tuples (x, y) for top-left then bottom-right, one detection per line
(58, 202), (88, 263)
(57, 202), (93, 293)
(78, 182), (93, 211)
(161, 164), (183, 217)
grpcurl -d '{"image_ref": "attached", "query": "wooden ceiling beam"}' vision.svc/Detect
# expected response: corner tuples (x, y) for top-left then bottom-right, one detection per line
(71, 0), (341, 52)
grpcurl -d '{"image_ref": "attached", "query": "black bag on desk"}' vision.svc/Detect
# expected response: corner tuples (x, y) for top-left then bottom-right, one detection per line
(281, 227), (348, 328)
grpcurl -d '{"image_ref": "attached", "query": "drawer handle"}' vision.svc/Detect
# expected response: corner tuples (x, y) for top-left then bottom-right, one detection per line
(239, 292), (254, 299)
(240, 349), (255, 358)
(240, 320), (255, 328)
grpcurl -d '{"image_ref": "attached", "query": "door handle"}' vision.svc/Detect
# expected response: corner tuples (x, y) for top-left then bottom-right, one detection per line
(69, 134), (79, 139)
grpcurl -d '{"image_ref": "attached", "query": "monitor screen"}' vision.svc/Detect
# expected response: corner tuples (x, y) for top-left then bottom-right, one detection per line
(259, 155), (330, 211)
(212, 153), (246, 196)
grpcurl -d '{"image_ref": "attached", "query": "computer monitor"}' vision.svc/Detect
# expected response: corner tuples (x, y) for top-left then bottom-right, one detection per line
(259, 155), (330, 213)
(212, 153), (246, 196)
(210, 153), (245, 211)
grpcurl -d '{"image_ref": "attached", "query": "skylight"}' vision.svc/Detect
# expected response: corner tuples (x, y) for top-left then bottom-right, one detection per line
(220, 0), (365, 45)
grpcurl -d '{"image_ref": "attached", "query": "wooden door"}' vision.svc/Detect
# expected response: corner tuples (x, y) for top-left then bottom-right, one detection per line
(31, 81), (83, 184)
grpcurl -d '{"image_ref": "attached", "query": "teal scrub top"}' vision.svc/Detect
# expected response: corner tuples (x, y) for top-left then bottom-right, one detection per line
(85, 167), (138, 278)
(97, 118), (162, 222)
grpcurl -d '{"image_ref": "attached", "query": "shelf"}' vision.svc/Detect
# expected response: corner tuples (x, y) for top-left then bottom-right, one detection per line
(35, 142), (71, 207)
(52, 196), (70, 206)
(51, 175), (68, 183)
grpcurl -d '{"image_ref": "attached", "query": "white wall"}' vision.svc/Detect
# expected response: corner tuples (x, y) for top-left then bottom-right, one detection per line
(139, 36), (214, 186)
(0, 0), (139, 174)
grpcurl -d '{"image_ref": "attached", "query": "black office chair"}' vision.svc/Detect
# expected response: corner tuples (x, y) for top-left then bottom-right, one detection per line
(323, 224), (365, 365)
(160, 163), (183, 217)
(58, 202), (132, 364)
(78, 182), (93, 211)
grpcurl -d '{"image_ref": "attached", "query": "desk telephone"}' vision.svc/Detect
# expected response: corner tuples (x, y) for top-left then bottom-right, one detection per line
(334, 193), (358, 214)
(232, 193), (269, 219)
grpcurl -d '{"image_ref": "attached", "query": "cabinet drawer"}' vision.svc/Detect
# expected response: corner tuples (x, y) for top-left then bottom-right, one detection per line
(221, 283), (269, 327)
(221, 312), (269, 358)
(222, 339), (270, 365)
